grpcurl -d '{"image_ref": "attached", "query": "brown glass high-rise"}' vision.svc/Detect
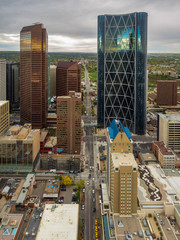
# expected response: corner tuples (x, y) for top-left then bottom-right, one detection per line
(56, 61), (81, 97)
(20, 24), (48, 128)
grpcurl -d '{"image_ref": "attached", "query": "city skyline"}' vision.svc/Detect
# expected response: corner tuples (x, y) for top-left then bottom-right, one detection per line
(0, 0), (180, 53)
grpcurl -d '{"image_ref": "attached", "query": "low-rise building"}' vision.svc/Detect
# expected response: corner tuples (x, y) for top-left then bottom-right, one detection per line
(0, 124), (40, 172)
(36, 204), (79, 240)
(43, 179), (60, 200)
(152, 141), (176, 168)
(0, 213), (24, 240)
(16, 174), (35, 206)
(0, 101), (9, 135)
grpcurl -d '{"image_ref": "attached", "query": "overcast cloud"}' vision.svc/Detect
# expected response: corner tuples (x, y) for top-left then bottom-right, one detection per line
(0, 0), (180, 52)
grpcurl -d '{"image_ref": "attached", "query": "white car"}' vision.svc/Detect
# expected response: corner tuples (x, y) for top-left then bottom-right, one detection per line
(72, 192), (76, 195)
(92, 189), (95, 194)
(86, 181), (89, 185)
(83, 188), (85, 193)
(92, 178), (95, 181)
(81, 204), (85, 210)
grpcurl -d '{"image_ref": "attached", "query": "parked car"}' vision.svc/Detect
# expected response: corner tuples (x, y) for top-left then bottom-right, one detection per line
(81, 204), (85, 210)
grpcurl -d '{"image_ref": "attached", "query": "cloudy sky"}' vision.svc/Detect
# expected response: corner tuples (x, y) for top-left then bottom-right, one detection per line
(0, 0), (180, 53)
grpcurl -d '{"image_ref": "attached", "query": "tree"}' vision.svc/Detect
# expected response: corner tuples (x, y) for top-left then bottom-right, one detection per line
(76, 180), (85, 191)
(82, 105), (86, 114)
(91, 108), (95, 116)
(62, 175), (73, 186)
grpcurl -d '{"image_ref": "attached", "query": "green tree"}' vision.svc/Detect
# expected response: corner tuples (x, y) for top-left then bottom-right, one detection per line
(91, 108), (95, 116)
(82, 105), (86, 114)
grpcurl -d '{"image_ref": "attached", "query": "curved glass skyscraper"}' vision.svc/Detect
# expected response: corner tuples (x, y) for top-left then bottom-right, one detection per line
(97, 12), (147, 135)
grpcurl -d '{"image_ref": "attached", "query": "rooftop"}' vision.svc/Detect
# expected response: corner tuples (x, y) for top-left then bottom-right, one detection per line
(0, 101), (8, 107)
(36, 204), (79, 240)
(0, 125), (40, 142)
(57, 61), (77, 69)
(40, 131), (48, 142)
(153, 141), (175, 156)
(111, 153), (137, 168)
(16, 174), (34, 204)
(107, 119), (132, 141)
(159, 113), (180, 122)
(0, 214), (24, 240)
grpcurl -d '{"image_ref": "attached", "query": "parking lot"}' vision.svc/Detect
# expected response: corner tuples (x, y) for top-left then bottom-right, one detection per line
(59, 185), (76, 204)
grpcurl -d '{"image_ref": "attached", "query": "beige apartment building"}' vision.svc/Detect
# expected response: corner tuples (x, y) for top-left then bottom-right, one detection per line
(110, 153), (137, 215)
(0, 101), (9, 135)
(158, 113), (180, 152)
(57, 91), (81, 154)
(0, 124), (40, 170)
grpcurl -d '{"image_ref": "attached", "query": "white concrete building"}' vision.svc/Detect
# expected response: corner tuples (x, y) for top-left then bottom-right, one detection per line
(36, 204), (79, 240)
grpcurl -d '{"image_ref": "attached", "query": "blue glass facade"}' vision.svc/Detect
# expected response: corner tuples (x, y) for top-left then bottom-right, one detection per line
(97, 13), (147, 135)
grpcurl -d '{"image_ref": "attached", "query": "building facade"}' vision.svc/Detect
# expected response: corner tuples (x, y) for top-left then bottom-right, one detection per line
(106, 119), (132, 191)
(50, 65), (56, 97)
(0, 101), (9, 135)
(158, 114), (180, 152)
(157, 80), (177, 106)
(0, 59), (6, 100)
(0, 124), (40, 171)
(20, 24), (48, 129)
(97, 13), (148, 135)
(57, 91), (81, 154)
(152, 141), (176, 169)
(56, 61), (81, 97)
(6, 62), (20, 112)
(110, 153), (137, 215)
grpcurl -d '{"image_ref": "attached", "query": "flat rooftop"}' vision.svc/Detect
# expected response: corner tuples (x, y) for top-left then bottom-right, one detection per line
(36, 204), (79, 240)
(113, 215), (143, 240)
(159, 113), (180, 122)
(140, 152), (157, 162)
(0, 126), (39, 142)
(111, 153), (137, 168)
(0, 214), (24, 240)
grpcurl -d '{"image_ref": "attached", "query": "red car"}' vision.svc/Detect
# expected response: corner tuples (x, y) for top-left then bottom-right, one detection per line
(82, 196), (85, 202)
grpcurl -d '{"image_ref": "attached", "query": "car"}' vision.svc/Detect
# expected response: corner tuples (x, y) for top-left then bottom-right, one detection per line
(92, 178), (95, 181)
(83, 188), (85, 193)
(73, 188), (77, 192)
(81, 204), (85, 210)
(93, 198), (96, 202)
(92, 189), (95, 194)
(82, 219), (85, 224)
(72, 192), (76, 195)
(82, 196), (85, 202)
(60, 196), (64, 200)
(58, 199), (64, 203)
(93, 208), (96, 212)
(86, 181), (89, 185)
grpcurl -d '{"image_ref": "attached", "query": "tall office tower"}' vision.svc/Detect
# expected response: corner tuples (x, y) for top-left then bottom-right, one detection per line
(20, 24), (48, 129)
(110, 152), (137, 215)
(56, 61), (81, 97)
(50, 65), (56, 97)
(0, 101), (9, 135)
(48, 55), (51, 105)
(0, 59), (6, 100)
(157, 80), (177, 106)
(57, 91), (81, 154)
(98, 13), (148, 135)
(6, 62), (20, 112)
